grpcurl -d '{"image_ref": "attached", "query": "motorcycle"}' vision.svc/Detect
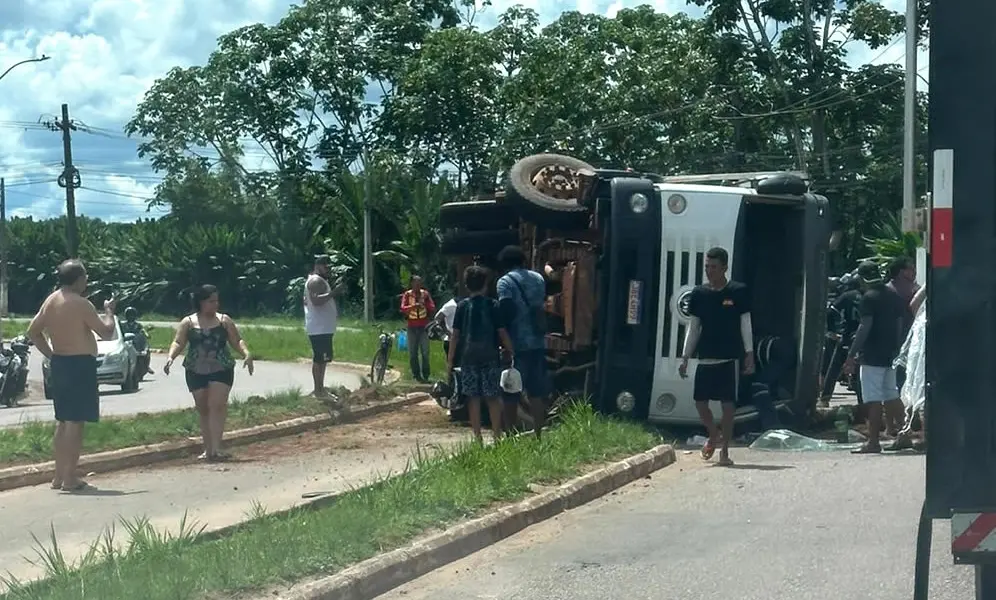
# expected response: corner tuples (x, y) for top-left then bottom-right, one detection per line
(133, 324), (153, 382)
(0, 335), (31, 407)
(122, 322), (153, 382)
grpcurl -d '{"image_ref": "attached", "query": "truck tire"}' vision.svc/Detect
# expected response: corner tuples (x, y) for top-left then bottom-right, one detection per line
(505, 153), (594, 228)
(440, 229), (520, 257)
(439, 200), (518, 230)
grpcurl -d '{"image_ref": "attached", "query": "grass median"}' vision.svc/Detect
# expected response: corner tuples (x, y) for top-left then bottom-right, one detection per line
(1, 402), (662, 600)
(0, 388), (357, 468)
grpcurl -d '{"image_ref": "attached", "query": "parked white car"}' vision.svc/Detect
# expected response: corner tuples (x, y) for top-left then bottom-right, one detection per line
(42, 317), (140, 398)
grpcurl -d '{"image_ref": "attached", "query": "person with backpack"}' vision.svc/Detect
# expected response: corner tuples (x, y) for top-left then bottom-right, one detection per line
(496, 245), (550, 438)
(446, 265), (514, 443)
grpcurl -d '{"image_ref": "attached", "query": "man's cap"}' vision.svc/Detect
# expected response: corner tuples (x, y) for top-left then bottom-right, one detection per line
(314, 254), (332, 266)
(856, 261), (882, 284)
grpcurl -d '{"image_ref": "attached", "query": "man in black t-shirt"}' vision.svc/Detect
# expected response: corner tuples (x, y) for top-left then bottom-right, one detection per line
(679, 247), (755, 467)
(844, 261), (906, 453)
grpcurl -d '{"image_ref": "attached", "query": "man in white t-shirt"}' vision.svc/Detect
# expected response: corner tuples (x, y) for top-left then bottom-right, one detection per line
(434, 296), (459, 356)
(304, 255), (345, 397)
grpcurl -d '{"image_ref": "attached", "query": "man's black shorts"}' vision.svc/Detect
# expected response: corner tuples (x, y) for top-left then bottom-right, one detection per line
(309, 334), (334, 363)
(50, 354), (99, 423)
(693, 361), (739, 404)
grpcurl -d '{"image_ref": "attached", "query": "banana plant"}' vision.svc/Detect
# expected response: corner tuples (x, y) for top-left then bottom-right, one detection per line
(858, 212), (922, 268)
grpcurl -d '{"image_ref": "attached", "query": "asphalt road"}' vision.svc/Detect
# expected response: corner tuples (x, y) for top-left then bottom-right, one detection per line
(0, 351), (363, 427)
(379, 449), (973, 600)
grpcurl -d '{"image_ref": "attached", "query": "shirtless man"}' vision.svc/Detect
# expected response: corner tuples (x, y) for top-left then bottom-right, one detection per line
(26, 259), (116, 491)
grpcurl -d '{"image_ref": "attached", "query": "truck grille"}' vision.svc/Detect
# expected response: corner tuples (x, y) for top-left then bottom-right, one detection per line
(661, 248), (704, 357)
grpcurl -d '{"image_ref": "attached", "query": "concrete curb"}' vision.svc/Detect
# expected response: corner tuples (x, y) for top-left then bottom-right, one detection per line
(274, 443), (677, 600)
(0, 392), (430, 493)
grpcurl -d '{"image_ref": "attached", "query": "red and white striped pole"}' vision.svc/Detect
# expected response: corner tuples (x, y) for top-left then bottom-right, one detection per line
(931, 149), (954, 268)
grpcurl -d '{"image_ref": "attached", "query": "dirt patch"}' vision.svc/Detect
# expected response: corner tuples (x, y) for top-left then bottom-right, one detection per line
(98, 400), (465, 475)
(237, 401), (462, 461)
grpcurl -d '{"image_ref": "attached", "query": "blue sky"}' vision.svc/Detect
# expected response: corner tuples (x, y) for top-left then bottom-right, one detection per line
(0, 0), (921, 222)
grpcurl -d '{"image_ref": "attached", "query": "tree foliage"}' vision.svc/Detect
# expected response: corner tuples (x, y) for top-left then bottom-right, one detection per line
(10, 0), (927, 315)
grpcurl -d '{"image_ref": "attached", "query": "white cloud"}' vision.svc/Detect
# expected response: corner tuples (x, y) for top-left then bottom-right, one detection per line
(0, 0), (916, 222)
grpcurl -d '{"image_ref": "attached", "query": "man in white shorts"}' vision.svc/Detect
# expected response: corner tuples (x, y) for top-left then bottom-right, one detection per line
(844, 261), (906, 453)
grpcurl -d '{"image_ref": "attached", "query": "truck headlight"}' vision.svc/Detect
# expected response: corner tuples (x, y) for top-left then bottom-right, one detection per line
(629, 192), (649, 214)
(616, 391), (636, 412)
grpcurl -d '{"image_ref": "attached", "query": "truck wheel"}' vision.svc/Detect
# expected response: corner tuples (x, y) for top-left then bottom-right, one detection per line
(440, 229), (520, 257)
(506, 153), (595, 228)
(439, 200), (518, 230)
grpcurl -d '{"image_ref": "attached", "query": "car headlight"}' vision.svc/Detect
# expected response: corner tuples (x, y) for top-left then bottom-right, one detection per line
(616, 391), (636, 412)
(629, 192), (649, 214)
(102, 352), (123, 365)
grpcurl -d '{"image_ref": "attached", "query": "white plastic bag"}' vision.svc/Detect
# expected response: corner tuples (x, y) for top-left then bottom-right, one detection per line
(894, 300), (926, 429)
(500, 362), (522, 394)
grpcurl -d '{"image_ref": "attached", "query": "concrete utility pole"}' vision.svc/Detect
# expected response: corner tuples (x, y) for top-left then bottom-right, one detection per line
(0, 178), (6, 337)
(901, 0), (918, 233)
(362, 148), (374, 322)
(53, 104), (79, 257)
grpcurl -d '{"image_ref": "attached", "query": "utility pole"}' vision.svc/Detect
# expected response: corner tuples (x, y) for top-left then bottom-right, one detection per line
(902, 0), (918, 232)
(51, 104), (80, 257)
(0, 178), (6, 339)
(362, 148), (374, 322)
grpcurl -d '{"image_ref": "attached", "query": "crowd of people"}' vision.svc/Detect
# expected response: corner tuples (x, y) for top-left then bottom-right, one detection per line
(412, 245), (552, 443)
(20, 245), (925, 492)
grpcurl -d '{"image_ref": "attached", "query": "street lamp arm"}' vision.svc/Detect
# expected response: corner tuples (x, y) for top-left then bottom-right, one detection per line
(0, 55), (51, 83)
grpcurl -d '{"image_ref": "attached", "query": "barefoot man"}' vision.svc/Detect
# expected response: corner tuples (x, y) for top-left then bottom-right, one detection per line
(26, 259), (116, 491)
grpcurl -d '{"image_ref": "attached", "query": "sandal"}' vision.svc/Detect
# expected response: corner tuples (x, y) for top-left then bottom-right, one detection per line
(851, 443), (882, 455)
(61, 481), (91, 492)
(209, 451), (232, 462)
(700, 438), (717, 460)
(884, 436), (914, 452)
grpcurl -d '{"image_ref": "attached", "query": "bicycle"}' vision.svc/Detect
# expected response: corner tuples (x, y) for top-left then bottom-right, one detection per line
(370, 327), (395, 385)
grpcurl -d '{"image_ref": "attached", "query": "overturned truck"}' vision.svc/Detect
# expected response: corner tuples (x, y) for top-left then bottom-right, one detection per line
(439, 154), (832, 425)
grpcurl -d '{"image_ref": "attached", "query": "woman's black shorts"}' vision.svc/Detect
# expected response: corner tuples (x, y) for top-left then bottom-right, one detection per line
(185, 368), (235, 392)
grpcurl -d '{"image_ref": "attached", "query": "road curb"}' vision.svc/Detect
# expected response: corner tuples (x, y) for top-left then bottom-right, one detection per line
(0, 392), (430, 493)
(274, 443), (677, 600)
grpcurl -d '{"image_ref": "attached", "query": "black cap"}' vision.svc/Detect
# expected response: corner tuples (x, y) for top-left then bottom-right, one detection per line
(315, 254), (332, 266)
(856, 261), (882, 284)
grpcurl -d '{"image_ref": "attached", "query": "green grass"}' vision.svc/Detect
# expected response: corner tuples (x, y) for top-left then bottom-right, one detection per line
(0, 402), (661, 600)
(145, 322), (447, 380)
(0, 389), (348, 468)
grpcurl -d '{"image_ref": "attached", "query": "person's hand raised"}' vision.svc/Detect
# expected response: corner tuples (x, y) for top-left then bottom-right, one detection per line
(104, 296), (116, 313)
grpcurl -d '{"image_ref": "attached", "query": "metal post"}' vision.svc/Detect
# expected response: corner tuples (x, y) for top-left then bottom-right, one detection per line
(362, 148), (374, 322)
(977, 565), (996, 599)
(902, 0), (918, 232)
